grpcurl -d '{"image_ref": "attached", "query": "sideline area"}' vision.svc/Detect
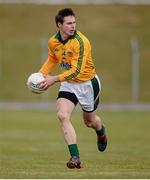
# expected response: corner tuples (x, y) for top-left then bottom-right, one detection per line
(0, 101), (150, 111)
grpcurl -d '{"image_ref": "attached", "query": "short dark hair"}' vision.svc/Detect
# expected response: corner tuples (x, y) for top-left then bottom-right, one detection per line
(55, 8), (75, 26)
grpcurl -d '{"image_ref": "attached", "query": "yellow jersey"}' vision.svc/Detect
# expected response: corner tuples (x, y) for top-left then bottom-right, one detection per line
(39, 31), (96, 82)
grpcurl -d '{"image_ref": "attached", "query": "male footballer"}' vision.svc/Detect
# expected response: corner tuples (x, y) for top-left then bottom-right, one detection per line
(39, 8), (107, 169)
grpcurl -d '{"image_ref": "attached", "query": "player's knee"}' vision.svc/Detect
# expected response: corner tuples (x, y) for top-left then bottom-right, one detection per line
(83, 115), (93, 128)
(57, 111), (68, 122)
(84, 120), (93, 128)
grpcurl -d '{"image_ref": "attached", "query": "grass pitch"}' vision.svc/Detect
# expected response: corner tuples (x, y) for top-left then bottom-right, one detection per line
(0, 110), (150, 178)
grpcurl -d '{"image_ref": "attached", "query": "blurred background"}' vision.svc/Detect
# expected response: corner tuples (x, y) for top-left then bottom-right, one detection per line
(0, 0), (150, 107)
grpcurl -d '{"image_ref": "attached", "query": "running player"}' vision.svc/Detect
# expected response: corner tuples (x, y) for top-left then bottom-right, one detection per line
(39, 8), (107, 169)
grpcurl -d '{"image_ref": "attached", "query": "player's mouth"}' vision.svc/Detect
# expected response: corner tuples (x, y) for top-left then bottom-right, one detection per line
(70, 30), (75, 34)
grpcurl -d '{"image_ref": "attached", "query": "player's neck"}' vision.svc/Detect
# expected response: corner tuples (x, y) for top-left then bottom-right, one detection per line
(59, 31), (69, 41)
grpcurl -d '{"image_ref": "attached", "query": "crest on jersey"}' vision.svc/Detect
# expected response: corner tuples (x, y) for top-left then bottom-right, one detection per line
(67, 51), (73, 57)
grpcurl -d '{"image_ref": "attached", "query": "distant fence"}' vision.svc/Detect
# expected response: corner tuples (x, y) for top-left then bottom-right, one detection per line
(1, 0), (150, 4)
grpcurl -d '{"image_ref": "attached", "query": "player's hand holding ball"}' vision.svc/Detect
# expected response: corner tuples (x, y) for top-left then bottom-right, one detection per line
(27, 72), (59, 94)
(38, 75), (59, 90)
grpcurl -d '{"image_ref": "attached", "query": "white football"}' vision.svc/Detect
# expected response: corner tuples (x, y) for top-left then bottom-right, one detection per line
(27, 72), (45, 94)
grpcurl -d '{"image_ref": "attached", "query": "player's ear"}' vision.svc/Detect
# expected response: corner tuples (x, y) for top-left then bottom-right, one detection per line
(57, 22), (62, 28)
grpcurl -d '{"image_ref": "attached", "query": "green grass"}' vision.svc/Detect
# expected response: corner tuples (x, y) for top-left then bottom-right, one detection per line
(0, 110), (150, 178)
(0, 4), (150, 102)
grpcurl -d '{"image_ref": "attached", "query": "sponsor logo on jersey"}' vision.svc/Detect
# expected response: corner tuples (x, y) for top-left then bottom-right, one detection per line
(60, 61), (71, 70)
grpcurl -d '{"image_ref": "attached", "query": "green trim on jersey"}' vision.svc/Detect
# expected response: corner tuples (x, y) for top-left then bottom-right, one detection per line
(91, 76), (100, 110)
(55, 31), (77, 44)
(65, 33), (84, 80)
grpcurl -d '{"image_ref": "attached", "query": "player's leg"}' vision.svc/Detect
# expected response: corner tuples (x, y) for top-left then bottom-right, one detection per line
(56, 97), (76, 145)
(83, 110), (101, 129)
(83, 110), (107, 152)
(56, 94), (83, 168)
(77, 75), (107, 151)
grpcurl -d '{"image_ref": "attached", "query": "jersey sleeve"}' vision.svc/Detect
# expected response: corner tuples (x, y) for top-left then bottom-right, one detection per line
(59, 37), (89, 81)
(39, 42), (58, 75)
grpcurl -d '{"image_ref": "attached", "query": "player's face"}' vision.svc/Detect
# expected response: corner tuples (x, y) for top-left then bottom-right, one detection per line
(58, 16), (76, 39)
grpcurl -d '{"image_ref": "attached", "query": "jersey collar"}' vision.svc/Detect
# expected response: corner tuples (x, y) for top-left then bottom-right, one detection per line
(55, 31), (77, 44)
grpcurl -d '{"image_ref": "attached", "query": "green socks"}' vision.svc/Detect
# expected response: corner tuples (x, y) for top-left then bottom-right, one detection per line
(68, 126), (105, 157)
(96, 124), (105, 136)
(68, 144), (80, 158)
